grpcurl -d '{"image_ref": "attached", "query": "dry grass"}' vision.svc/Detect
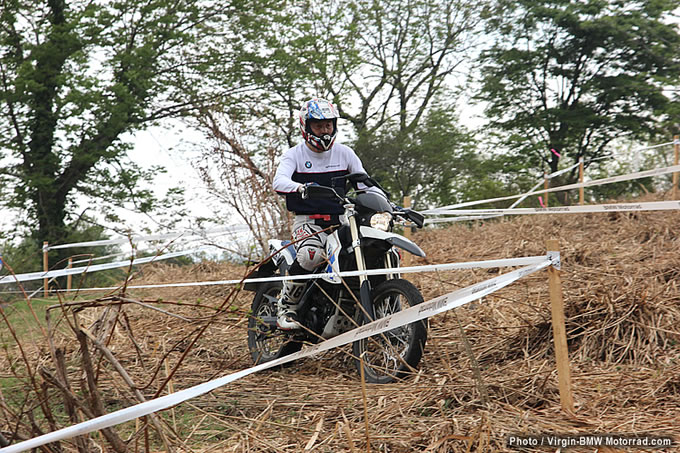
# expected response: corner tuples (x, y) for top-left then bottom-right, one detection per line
(1, 198), (679, 452)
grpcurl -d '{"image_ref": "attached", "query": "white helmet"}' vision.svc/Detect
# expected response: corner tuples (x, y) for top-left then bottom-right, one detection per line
(299, 98), (339, 151)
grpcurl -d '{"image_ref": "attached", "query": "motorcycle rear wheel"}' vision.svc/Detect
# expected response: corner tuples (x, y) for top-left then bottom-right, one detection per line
(247, 281), (302, 364)
(352, 278), (427, 384)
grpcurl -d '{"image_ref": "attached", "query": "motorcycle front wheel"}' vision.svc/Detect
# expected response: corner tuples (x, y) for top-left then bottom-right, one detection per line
(247, 281), (302, 364)
(352, 278), (428, 384)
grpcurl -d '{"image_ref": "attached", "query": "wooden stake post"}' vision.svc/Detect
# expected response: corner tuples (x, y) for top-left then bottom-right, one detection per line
(43, 241), (49, 298)
(402, 196), (412, 267)
(67, 258), (73, 291)
(546, 239), (574, 412)
(578, 157), (585, 205)
(543, 173), (549, 207)
(673, 135), (679, 200)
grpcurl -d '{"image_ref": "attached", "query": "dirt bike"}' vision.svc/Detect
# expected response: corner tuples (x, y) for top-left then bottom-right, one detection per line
(245, 173), (428, 383)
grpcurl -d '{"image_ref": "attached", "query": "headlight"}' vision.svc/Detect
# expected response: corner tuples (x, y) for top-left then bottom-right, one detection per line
(370, 212), (392, 231)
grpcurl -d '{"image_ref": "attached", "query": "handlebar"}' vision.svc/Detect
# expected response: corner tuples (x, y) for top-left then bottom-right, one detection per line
(300, 177), (425, 228)
(393, 207), (425, 228)
(300, 183), (342, 201)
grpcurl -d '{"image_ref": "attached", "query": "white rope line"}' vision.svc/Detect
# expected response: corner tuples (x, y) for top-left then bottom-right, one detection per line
(424, 199), (680, 224)
(508, 163), (578, 209)
(424, 164), (680, 214)
(11, 197), (680, 288)
(51, 256), (547, 293)
(426, 162), (579, 214)
(44, 224), (249, 251)
(71, 251), (136, 265)
(69, 233), (227, 265)
(430, 200), (680, 217)
(0, 257), (552, 453)
(425, 215), (502, 224)
(634, 140), (676, 150)
(456, 141), (672, 214)
(0, 248), (207, 285)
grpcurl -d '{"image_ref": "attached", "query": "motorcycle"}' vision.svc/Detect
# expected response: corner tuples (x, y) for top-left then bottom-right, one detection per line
(245, 173), (428, 383)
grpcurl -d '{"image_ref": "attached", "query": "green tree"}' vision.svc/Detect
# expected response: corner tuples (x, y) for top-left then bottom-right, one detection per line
(313, 0), (489, 202)
(477, 0), (680, 193)
(0, 0), (229, 261)
(192, 0), (488, 244)
(357, 106), (486, 207)
(322, 0), (485, 134)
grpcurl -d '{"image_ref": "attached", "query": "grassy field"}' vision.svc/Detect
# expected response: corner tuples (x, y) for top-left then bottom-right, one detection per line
(1, 297), (53, 339)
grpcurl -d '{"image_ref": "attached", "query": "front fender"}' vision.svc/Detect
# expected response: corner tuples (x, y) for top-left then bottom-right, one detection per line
(359, 226), (426, 257)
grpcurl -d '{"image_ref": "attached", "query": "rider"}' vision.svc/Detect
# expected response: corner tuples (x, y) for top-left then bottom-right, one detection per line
(273, 97), (374, 329)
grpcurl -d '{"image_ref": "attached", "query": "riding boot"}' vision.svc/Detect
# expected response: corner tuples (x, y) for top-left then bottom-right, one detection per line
(276, 280), (306, 330)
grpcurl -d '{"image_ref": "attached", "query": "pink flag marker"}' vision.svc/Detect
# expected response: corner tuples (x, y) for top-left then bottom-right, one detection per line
(550, 148), (561, 158)
(539, 196), (546, 208)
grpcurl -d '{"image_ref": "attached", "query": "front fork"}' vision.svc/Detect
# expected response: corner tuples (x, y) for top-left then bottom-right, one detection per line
(384, 248), (400, 280)
(347, 205), (376, 323)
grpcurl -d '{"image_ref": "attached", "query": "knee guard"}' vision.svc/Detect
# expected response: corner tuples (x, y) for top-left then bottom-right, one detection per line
(292, 223), (327, 271)
(297, 244), (326, 271)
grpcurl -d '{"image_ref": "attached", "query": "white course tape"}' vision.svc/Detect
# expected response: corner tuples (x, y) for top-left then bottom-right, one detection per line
(69, 233), (232, 265)
(639, 140), (676, 150)
(508, 162), (581, 209)
(425, 215), (501, 224)
(501, 142), (671, 211)
(45, 225), (249, 251)
(0, 257), (552, 453)
(70, 242), (195, 265)
(424, 197), (680, 224)
(424, 162), (580, 216)
(53, 256), (548, 292)
(71, 252), (133, 265)
(424, 163), (680, 214)
(429, 200), (680, 217)
(0, 248), (204, 285)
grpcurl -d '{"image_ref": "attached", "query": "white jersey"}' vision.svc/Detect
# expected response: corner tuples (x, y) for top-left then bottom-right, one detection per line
(274, 142), (368, 215)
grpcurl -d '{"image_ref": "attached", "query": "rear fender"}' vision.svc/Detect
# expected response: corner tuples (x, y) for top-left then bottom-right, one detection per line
(243, 258), (277, 292)
(244, 240), (295, 292)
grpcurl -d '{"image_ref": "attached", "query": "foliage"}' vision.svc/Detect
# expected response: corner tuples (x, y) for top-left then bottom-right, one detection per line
(356, 106), (501, 208)
(308, 0), (490, 203)
(191, 0), (489, 249)
(476, 0), (680, 188)
(0, 0), (230, 259)
(316, 0), (487, 135)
